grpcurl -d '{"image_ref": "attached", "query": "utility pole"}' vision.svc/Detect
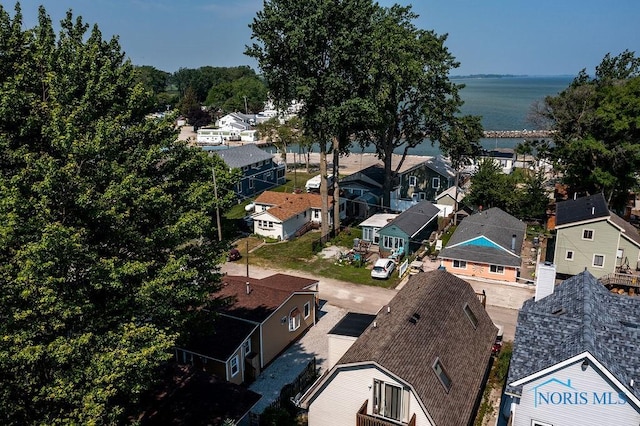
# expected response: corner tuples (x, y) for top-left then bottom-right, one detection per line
(243, 96), (248, 114)
(212, 167), (222, 242)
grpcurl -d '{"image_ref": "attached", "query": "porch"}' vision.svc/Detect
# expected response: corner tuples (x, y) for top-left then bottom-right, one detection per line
(599, 272), (640, 296)
(356, 400), (416, 426)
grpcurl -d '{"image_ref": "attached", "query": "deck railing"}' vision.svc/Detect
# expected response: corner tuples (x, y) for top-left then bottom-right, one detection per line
(356, 400), (415, 426)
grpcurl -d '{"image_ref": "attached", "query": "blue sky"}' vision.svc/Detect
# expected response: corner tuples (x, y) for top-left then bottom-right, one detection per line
(12, 0), (640, 76)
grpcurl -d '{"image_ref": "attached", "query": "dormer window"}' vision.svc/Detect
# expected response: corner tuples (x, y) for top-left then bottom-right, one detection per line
(463, 303), (478, 329)
(433, 359), (452, 392)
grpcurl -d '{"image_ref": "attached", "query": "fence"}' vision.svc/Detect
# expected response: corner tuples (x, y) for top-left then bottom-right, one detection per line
(311, 229), (337, 253)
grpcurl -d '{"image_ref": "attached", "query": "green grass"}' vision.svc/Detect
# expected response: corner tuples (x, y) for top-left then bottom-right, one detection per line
(238, 230), (398, 288)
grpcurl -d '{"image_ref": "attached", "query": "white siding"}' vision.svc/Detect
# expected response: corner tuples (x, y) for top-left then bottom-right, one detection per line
(308, 365), (433, 426)
(327, 335), (356, 370)
(513, 361), (640, 426)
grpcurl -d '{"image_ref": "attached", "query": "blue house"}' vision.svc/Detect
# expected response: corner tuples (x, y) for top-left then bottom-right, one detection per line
(377, 200), (441, 258)
(211, 144), (286, 199)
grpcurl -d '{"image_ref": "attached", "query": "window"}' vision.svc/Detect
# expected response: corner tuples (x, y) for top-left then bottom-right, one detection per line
(463, 304), (478, 329)
(409, 176), (417, 187)
(363, 228), (373, 241)
(489, 264), (504, 274)
(249, 177), (254, 189)
(433, 359), (452, 392)
(304, 302), (311, 318)
(289, 307), (301, 331)
(432, 177), (440, 189)
(236, 182), (242, 193)
(242, 166), (249, 172)
(313, 210), (320, 219)
(565, 250), (574, 260)
(582, 229), (594, 240)
(531, 421), (553, 426)
(242, 339), (251, 356)
(230, 355), (239, 377)
(453, 260), (467, 269)
(372, 380), (409, 422)
(383, 236), (404, 250)
(264, 171), (272, 180)
(419, 192), (426, 200)
(593, 254), (605, 268)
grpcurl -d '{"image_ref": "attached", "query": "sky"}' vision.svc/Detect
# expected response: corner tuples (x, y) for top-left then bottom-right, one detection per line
(11, 0), (640, 76)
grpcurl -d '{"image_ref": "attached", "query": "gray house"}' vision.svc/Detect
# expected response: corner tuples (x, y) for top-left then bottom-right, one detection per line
(502, 270), (640, 426)
(377, 201), (440, 258)
(211, 144), (285, 199)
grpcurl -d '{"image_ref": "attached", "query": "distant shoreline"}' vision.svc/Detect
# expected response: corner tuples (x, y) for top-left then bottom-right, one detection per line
(483, 130), (553, 139)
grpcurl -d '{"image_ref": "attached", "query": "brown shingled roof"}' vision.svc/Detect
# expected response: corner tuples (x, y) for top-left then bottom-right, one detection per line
(215, 274), (318, 323)
(338, 270), (496, 426)
(254, 191), (331, 221)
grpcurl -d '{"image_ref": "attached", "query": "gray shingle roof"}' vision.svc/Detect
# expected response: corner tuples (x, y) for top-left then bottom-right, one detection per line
(338, 270), (497, 426)
(506, 271), (640, 400)
(380, 200), (440, 237)
(211, 144), (274, 169)
(555, 193), (609, 226)
(438, 207), (526, 267)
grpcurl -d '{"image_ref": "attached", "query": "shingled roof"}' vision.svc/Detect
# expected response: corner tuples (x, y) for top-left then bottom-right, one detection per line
(555, 193), (609, 226)
(380, 200), (440, 237)
(506, 271), (640, 401)
(337, 270), (497, 426)
(212, 144), (274, 169)
(438, 207), (525, 267)
(215, 274), (318, 323)
(254, 191), (327, 222)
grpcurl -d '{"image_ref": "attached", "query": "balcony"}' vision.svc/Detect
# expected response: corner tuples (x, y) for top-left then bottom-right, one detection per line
(356, 400), (416, 426)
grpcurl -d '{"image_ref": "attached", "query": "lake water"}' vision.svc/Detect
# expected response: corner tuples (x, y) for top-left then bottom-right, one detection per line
(260, 75), (575, 157)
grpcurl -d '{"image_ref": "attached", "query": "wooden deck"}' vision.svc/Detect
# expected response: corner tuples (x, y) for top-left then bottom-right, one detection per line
(599, 273), (640, 296)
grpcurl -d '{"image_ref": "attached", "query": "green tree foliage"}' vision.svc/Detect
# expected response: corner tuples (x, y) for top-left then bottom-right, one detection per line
(133, 65), (175, 112)
(257, 116), (310, 169)
(172, 65), (260, 103)
(246, 0), (379, 235)
(206, 75), (268, 114)
(178, 86), (212, 129)
(0, 5), (237, 423)
(535, 50), (640, 208)
(359, 5), (483, 208)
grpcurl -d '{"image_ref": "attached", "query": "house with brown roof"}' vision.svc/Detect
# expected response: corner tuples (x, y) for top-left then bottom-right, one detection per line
(299, 270), (497, 426)
(251, 191), (346, 240)
(175, 273), (319, 385)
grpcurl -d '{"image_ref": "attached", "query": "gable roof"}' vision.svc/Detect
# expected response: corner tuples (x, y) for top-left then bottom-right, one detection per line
(184, 315), (258, 361)
(215, 274), (318, 323)
(254, 191), (327, 222)
(339, 164), (388, 189)
(409, 156), (455, 179)
(438, 207), (526, 267)
(334, 270), (497, 426)
(435, 186), (465, 203)
(211, 144), (274, 169)
(506, 271), (640, 403)
(609, 213), (640, 247)
(380, 200), (440, 237)
(555, 193), (609, 226)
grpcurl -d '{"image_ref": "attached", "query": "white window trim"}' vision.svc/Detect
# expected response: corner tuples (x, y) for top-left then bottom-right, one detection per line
(372, 379), (409, 423)
(242, 339), (251, 356)
(432, 177), (440, 189)
(289, 308), (301, 331)
(489, 264), (505, 275)
(582, 229), (594, 240)
(531, 421), (553, 426)
(230, 355), (239, 377)
(304, 301), (311, 319)
(453, 260), (467, 269)
(565, 250), (574, 261)
(593, 254), (605, 268)
(409, 176), (417, 187)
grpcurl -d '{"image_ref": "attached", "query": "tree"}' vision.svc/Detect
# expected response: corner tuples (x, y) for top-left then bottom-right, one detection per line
(0, 4), (236, 423)
(178, 86), (212, 129)
(358, 5), (482, 208)
(247, 0), (379, 235)
(533, 51), (640, 209)
(466, 159), (514, 211)
(206, 75), (267, 114)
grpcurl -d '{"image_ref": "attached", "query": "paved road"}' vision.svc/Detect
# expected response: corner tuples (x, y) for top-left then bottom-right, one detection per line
(220, 261), (535, 341)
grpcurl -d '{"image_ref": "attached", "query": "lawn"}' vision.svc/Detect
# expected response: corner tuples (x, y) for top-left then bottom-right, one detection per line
(233, 229), (399, 288)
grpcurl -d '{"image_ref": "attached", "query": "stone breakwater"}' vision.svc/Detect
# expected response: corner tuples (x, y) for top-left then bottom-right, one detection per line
(483, 130), (553, 139)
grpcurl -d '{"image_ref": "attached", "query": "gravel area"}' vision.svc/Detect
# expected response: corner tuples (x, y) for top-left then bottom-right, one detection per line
(249, 302), (347, 413)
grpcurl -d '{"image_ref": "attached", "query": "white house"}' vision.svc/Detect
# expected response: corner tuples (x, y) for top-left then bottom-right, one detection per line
(502, 270), (640, 426)
(358, 213), (399, 245)
(300, 270), (497, 426)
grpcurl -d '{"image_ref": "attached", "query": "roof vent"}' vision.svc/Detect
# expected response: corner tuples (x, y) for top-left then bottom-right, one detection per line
(412, 312), (421, 320)
(409, 317), (417, 324)
(551, 307), (566, 316)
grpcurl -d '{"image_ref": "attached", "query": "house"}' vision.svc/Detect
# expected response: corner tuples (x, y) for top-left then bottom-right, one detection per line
(359, 213), (399, 246)
(251, 191), (345, 240)
(377, 201), (441, 258)
(326, 312), (377, 370)
(552, 193), (640, 278)
(438, 207), (526, 282)
(300, 270), (497, 426)
(478, 148), (516, 174)
(175, 273), (319, 385)
(211, 145), (285, 199)
(501, 270), (640, 426)
(434, 185), (465, 208)
(136, 363), (261, 426)
(339, 156), (455, 218)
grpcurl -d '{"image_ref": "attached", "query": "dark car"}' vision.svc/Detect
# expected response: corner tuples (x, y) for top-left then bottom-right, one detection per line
(228, 248), (242, 262)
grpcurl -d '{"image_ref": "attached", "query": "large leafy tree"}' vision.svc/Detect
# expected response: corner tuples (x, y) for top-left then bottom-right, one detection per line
(205, 75), (268, 114)
(359, 5), (483, 208)
(533, 50), (640, 209)
(0, 4), (236, 424)
(246, 0), (379, 235)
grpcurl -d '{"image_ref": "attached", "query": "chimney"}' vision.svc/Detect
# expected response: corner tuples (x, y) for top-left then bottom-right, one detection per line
(246, 282), (251, 295)
(535, 262), (556, 301)
(511, 234), (516, 251)
(387, 306), (391, 314)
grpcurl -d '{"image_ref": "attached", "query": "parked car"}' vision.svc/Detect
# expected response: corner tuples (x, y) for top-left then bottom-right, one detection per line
(228, 248), (242, 262)
(371, 258), (396, 279)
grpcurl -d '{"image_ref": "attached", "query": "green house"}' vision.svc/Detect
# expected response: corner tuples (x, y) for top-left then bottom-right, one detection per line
(377, 201), (440, 258)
